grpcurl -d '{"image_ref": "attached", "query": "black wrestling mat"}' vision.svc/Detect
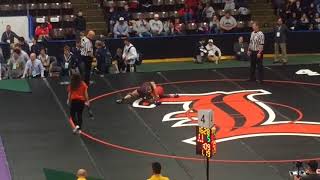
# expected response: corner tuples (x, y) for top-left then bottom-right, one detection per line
(1, 64), (320, 180)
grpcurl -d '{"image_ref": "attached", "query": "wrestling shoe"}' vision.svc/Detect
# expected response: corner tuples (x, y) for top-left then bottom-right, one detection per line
(116, 99), (123, 104)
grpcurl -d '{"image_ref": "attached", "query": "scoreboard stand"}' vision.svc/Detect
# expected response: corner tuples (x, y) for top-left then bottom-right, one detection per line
(196, 110), (217, 180)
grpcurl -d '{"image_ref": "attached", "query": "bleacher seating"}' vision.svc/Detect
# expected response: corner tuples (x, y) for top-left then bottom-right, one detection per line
(99, 0), (252, 36)
(0, 0), (75, 39)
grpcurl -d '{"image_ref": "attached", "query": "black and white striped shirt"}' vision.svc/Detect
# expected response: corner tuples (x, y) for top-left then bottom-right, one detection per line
(80, 36), (93, 57)
(249, 31), (264, 52)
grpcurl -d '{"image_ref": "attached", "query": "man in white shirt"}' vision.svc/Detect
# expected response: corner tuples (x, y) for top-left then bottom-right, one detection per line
(134, 15), (152, 37)
(149, 14), (164, 36)
(122, 37), (138, 72)
(219, 11), (237, 33)
(22, 53), (45, 78)
(206, 39), (221, 64)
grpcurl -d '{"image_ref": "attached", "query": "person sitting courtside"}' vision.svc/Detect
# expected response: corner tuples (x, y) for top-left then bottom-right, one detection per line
(147, 162), (170, 180)
(233, 36), (249, 61)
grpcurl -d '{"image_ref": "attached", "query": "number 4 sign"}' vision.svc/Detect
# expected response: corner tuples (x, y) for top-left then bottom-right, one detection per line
(198, 110), (214, 128)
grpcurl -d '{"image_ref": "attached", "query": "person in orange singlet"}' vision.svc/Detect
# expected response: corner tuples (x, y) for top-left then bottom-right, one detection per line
(67, 73), (89, 134)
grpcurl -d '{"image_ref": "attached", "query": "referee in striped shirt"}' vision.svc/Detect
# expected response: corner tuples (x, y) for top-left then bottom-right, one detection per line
(248, 22), (265, 84)
(80, 30), (95, 85)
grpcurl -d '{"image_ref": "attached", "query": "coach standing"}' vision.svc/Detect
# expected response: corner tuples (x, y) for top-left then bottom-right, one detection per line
(248, 22), (265, 84)
(80, 30), (95, 85)
(273, 18), (289, 65)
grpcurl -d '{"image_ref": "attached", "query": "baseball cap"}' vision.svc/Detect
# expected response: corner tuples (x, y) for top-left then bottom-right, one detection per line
(208, 39), (213, 43)
(119, 17), (124, 21)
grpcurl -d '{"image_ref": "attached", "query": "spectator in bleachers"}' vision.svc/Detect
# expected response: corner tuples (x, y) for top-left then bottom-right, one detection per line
(300, 13), (310, 30)
(128, 21), (137, 37)
(22, 53), (45, 78)
(163, 20), (174, 36)
(206, 39), (221, 64)
(178, 4), (194, 23)
(147, 162), (170, 180)
(293, 0), (303, 18)
(120, 5), (132, 21)
(224, 0), (235, 10)
(219, 11), (237, 32)
(38, 48), (50, 74)
(195, 3), (205, 23)
(134, 15), (152, 37)
(35, 22), (53, 40)
(173, 18), (185, 35)
(233, 36), (248, 61)
(198, 22), (210, 34)
(1, 25), (19, 44)
(7, 48), (25, 79)
(203, 3), (215, 22)
(185, 0), (200, 10)
(74, 10), (87, 37)
(287, 12), (299, 30)
(149, 14), (164, 36)
(210, 15), (220, 33)
(30, 39), (41, 56)
(107, 7), (120, 34)
(317, 2), (320, 14)
(18, 37), (30, 55)
(113, 17), (129, 38)
(314, 13), (320, 29)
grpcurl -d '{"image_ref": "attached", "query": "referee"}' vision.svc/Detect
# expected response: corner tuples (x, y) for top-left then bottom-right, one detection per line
(80, 30), (95, 85)
(248, 22), (265, 84)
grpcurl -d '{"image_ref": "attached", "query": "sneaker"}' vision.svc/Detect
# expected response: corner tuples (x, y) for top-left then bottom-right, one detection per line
(116, 99), (123, 104)
(73, 125), (80, 134)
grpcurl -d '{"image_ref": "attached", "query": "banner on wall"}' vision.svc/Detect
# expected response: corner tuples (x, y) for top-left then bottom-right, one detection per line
(0, 16), (31, 43)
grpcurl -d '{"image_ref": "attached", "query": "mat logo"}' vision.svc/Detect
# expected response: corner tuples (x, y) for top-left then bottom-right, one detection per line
(133, 90), (320, 145)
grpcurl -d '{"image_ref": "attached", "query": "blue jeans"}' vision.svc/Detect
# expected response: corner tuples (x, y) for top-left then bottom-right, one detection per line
(139, 31), (152, 37)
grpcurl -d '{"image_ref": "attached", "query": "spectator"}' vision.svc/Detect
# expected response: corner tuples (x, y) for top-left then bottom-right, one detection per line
(30, 39), (41, 56)
(294, 160), (320, 180)
(224, 0), (235, 10)
(194, 38), (207, 63)
(307, 3), (317, 19)
(173, 18), (185, 35)
(233, 36), (248, 61)
(1, 25), (19, 44)
(287, 12), (299, 30)
(38, 48), (50, 74)
(58, 45), (78, 81)
(113, 17), (129, 38)
(76, 169), (88, 180)
(128, 20), (137, 37)
(300, 13), (310, 30)
(120, 5), (132, 21)
(210, 15), (220, 33)
(314, 13), (320, 30)
(18, 37), (30, 55)
(107, 7), (119, 34)
(7, 48), (25, 79)
(198, 22), (210, 34)
(122, 37), (138, 72)
(293, 0), (303, 18)
(203, 3), (215, 21)
(35, 22), (52, 40)
(274, 18), (289, 65)
(149, 14), (164, 36)
(178, 4), (194, 23)
(195, 3), (205, 23)
(14, 44), (30, 63)
(134, 15), (152, 37)
(219, 11), (237, 32)
(95, 40), (110, 76)
(147, 162), (170, 180)
(185, 0), (199, 9)
(206, 39), (221, 64)
(113, 48), (126, 73)
(163, 19), (174, 36)
(22, 53), (45, 78)
(74, 10), (87, 36)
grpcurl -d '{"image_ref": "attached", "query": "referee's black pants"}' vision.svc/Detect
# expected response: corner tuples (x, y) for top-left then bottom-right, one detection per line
(81, 56), (92, 85)
(250, 51), (264, 82)
(70, 100), (85, 129)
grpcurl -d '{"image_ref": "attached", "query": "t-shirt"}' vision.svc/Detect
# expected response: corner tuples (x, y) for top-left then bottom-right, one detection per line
(148, 174), (170, 180)
(77, 177), (87, 180)
(68, 81), (88, 101)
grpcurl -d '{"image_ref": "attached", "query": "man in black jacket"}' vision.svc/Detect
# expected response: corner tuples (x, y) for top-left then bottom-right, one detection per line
(74, 10), (86, 37)
(233, 36), (249, 61)
(18, 37), (30, 55)
(274, 18), (289, 65)
(1, 25), (19, 44)
(294, 160), (320, 180)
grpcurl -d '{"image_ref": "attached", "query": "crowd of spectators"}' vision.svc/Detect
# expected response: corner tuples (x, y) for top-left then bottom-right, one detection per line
(273, 0), (320, 30)
(105, 0), (250, 38)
